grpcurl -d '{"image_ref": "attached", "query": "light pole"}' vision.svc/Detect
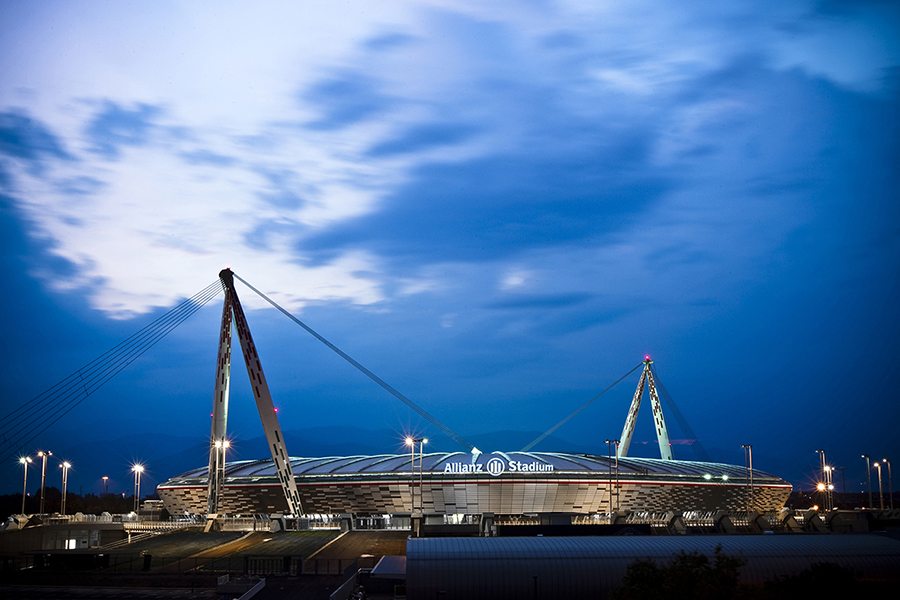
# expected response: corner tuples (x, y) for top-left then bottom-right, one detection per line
(419, 438), (428, 507)
(824, 465), (834, 511)
(883, 458), (893, 510)
(862, 454), (873, 509)
(19, 456), (33, 514)
(605, 439), (616, 512)
(60, 461), (71, 515)
(213, 439), (231, 508)
(816, 450), (834, 510)
(102, 476), (109, 495)
(613, 439), (620, 511)
(873, 461), (884, 510)
(741, 444), (754, 511)
(37, 450), (51, 514)
(132, 464), (145, 515)
(405, 437), (415, 515)
(405, 436), (428, 516)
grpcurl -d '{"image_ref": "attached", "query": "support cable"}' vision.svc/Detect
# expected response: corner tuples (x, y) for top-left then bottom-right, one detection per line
(0, 280), (222, 455)
(1, 281), (221, 437)
(1, 282), (221, 454)
(231, 272), (477, 452)
(649, 364), (711, 462)
(1, 283), (221, 454)
(520, 361), (644, 452)
(1, 280), (221, 423)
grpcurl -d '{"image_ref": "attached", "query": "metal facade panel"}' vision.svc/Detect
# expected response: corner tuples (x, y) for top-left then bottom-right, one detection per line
(158, 451), (791, 515)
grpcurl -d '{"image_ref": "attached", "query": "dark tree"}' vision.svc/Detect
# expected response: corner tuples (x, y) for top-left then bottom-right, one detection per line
(614, 546), (743, 600)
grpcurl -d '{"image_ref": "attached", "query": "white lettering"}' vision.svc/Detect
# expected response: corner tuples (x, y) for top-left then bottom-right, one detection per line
(441, 459), (554, 475)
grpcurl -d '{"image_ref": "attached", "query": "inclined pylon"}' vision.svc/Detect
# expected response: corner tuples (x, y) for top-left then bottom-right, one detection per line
(617, 355), (673, 460)
(206, 269), (303, 517)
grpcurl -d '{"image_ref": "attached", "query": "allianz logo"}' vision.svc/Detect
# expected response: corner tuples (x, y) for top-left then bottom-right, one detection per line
(442, 456), (554, 477)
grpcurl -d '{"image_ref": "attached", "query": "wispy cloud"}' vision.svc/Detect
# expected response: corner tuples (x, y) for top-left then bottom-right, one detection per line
(0, 0), (897, 326)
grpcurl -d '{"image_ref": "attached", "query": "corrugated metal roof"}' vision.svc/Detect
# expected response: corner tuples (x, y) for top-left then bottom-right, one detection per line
(406, 535), (900, 599)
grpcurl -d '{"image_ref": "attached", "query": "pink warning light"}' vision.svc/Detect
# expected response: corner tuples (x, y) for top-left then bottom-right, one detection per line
(274, 407), (279, 413)
(644, 354), (652, 362)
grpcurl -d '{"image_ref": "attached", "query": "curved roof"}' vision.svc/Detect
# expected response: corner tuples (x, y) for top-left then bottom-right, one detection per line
(163, 451), (784, 484)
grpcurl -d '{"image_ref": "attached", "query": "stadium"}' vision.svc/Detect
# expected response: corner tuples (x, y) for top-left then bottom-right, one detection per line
(158, 271), (793, 521)
(156, 451), (792, 517)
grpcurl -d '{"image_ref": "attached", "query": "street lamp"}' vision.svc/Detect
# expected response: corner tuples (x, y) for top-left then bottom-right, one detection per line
(102, 476), (109, 495)
(132, 464), (145, 515)
(815, 450), (833, 511)
(419, 438), (428, 500)
(19, 456), (32, 514)
(37, 450), (51, 514)
(214, 439), (231, 483)
(405, 436), (427, 516)
(605, 439), (620, 512)
(883, 458), (894, 510)
(861, 454), (873, 509)
(824, 465), (834, 510)
(873, 461), (884, 510)
(60, 461), (71, 516)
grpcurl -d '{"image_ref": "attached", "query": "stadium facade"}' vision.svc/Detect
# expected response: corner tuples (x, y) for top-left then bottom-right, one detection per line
(157, 451), (792, 516)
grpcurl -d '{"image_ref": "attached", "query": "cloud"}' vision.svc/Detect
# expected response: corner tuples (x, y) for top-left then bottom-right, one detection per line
(486, 292), (593, 310)
(366, 122), (479, 158)
(303, 72), (393, 131)
(85, 102), (163, 159)
(0, 111), (72, 172)
(0, 109), (390, 317)
(0, 0), (897, 326)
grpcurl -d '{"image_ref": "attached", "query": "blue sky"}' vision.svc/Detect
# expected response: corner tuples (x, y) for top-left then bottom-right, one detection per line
(1, 1), (898, 496)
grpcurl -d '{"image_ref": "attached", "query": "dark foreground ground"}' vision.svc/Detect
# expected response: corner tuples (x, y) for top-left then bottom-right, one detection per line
(2, 524), (900, 599)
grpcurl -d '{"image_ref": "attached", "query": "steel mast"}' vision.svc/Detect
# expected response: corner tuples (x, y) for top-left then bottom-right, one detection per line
(206, 289), (233, 515)
(617, 355), (673, 460)
(206, 269), (303, 516)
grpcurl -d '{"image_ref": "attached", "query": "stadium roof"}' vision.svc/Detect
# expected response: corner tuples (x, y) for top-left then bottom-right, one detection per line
(164, 452), (783, 483)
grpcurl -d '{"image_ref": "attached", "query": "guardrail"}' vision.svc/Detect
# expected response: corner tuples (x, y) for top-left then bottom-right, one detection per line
(123, 520), (200, 532)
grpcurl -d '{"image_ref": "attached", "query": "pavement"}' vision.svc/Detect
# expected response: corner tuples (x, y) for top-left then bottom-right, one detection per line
(0, 586), (217, 600)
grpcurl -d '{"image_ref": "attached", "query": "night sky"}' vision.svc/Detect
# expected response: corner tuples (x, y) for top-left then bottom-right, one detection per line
(1, 1), (898, 498)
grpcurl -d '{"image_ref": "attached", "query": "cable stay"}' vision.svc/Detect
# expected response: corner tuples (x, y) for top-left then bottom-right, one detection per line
(0, 280), (222, 456)
(650, 364), (711, 462)
(520, 361), (643, 452)
(231, 271), (477, 453)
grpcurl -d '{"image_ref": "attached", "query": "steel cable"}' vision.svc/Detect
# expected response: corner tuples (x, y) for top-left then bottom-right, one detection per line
(650, 364), (711, 462)
(231, 271), (478, 452)
(520, 362), (644, 452)
(0, 280), (222, 455)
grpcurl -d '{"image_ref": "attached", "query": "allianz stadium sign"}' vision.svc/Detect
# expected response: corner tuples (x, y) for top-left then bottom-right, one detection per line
(442, 456), (554, 477)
